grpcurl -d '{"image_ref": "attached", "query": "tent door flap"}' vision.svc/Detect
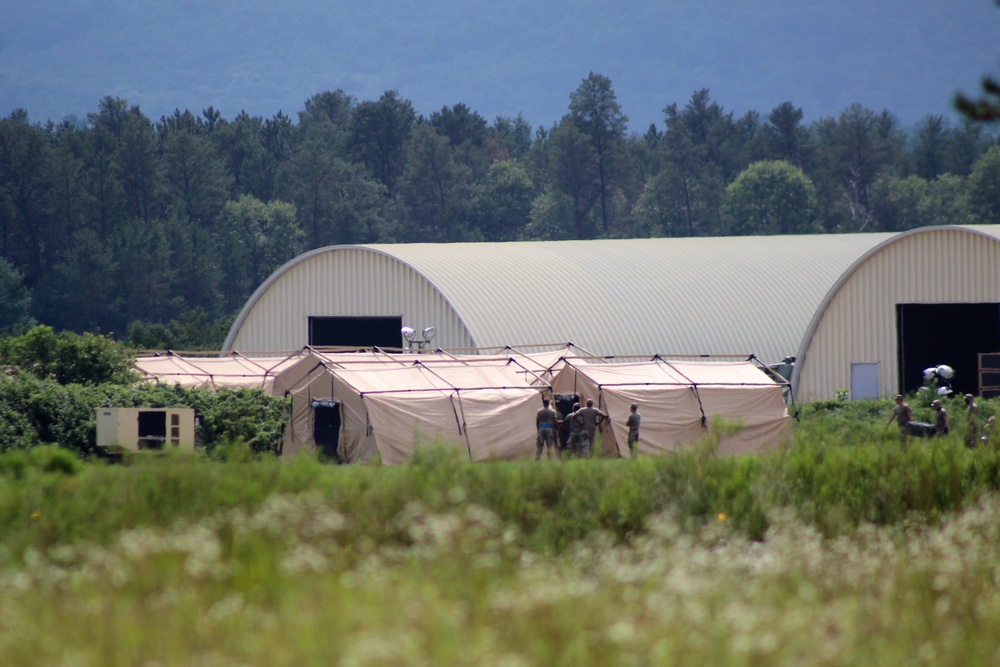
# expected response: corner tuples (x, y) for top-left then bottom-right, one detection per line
(312, 401), (342, 463)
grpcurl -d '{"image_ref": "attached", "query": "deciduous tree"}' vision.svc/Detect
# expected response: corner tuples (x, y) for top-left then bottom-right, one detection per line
(217, 195), (302, 311)
(472, 160), (534, 241)
(870, 173), (972, 231)
(968, 145), (1000, 223)
(724, 160), (818, 235)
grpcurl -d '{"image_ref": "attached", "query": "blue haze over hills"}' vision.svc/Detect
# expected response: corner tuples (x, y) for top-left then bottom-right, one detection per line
(1, 0), (998, 131)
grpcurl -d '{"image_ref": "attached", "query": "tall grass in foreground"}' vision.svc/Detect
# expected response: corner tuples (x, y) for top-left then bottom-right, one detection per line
(3, 485), (1000, 665)
(3, 426), (1000, 562)
(3, 400), (1000, 665)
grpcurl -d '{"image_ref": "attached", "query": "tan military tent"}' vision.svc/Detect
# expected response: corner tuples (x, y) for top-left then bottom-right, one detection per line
(283, 359), (550, 464)
(550, 358), (791, 457)
(137, 345), (572, 397)
(135, 351), (309, 393)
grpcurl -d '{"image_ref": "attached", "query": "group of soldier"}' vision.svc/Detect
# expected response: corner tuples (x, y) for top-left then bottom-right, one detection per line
(534, 398), (640, 460)
(888, 392), (994, 445)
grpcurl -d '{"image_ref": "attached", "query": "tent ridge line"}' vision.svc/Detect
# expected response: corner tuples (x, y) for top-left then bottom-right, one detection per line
(357, 385), (542, 396)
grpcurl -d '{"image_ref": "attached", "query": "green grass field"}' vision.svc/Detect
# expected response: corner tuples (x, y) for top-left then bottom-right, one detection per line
(2, 397), (1000, 666)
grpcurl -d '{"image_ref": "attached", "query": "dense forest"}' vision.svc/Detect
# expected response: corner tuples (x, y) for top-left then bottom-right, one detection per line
(2, 74), (999, 347)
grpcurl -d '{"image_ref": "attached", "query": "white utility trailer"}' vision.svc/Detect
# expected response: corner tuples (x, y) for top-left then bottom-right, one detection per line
(96, 407), (196, 452)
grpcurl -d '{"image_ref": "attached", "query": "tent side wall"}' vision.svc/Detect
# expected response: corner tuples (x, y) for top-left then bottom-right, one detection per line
(695, 386), (792, 455)
(459, 389), (551, 461)
(363, 389), (542, 464)
(551, 361), (790, 457)
(286, 363), (546, 465)
(362, 393), (468, 465)
(793, 227), (1000, 402)
(284, 367), (378, 463)
(599, 385), (703, 456)
(283, 368), (334, 457)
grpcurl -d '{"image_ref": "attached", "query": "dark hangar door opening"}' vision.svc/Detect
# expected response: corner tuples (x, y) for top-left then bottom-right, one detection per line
(897, 303), (1000, 396)
(308, 316), (403, 348)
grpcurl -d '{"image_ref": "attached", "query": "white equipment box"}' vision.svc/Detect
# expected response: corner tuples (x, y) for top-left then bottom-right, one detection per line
(96, 407), (196, 452)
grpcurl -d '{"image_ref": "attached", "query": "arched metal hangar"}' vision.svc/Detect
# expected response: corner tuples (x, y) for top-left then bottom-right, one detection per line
(222, 234), (884, 364)
(223, 227), (1000, 401)
(791, 225), (1000, 402)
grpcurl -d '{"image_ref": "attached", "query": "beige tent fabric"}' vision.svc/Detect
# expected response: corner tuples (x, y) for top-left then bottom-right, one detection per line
(551, 359), (790, 457)
(135, 352), (306, 393)
(282, 360), (384, 461)
(284, 361), (546, 464)
(457, 389), (546, 461)
(598, 385), (705, 457)
(137, 346), (569, 463)
(420, 348), (573, 386)
(138, 347), (569, 465)
(138, 346), (573, 397)
(362, 393), (466, 464)
(269, 350), (406, 396)
(272, 346), (571, 395)
(695, 386), (792, 455)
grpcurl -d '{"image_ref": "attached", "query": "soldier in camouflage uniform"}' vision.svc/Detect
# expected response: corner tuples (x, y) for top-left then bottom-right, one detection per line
(574, 399), (608, 459)
(565, 402), (582, 457)
(931, 399), (949, 437)
(887, 394), (913, 440)
(626, 403), (641, 456)
(535, 399), (559, 460)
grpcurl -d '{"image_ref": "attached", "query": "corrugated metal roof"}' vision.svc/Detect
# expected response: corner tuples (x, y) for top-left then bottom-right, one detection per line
(364, 234), (894, 363)
(226, 232), (895, 365)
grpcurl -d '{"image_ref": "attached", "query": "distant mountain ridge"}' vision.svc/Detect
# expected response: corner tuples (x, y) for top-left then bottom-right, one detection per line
(2, 0), (998, 130)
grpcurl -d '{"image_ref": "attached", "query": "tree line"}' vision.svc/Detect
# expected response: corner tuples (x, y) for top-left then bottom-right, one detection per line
(2, 74), (999, 346)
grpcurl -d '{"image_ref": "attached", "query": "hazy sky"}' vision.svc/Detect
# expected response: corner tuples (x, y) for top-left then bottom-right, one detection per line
(2, 0), (999, 130)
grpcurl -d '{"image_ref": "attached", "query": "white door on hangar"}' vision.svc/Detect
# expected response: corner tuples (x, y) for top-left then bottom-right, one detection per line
(851, 362), (879, 400)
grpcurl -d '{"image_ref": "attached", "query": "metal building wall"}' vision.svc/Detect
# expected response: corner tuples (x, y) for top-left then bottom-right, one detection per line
(793, 226), (1000, 402)
(224, 247), (474, 353)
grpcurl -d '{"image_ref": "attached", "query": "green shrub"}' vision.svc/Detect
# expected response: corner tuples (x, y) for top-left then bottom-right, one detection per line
(182, 387), (289, 455)
(0, 445), (81, 478)
(0, 371), (102, 454)
(212, 436), (260, 463)
(0, 449), (30, 478)
(28, 445), (83, 475)
(0, 325), (137, 386)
